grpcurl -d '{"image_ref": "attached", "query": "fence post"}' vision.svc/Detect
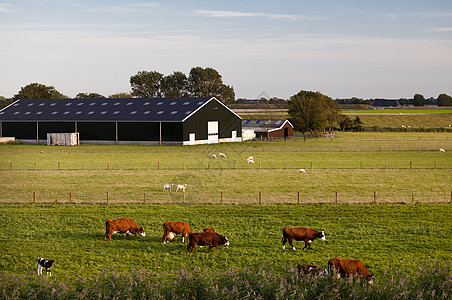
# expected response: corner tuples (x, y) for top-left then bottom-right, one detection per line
(335, 192), (338, 204)
(221, 192), (223, 205)
(144, 192), (146, 204)
(374, 191), (376, 204)
(297, 191), (300, 204)
(58, 162), (60, 170)
(10, 162), (12, 170)
(411, 191), (414, 204)
(70, 192), (72, 203)
(450, 191), (452, 204)
(33, 192), (36, 203)
(158, 161), (160, 170)
(259, 192), (262, 205)
(107, 192), (109, 204)
(410, 161), (412, 169)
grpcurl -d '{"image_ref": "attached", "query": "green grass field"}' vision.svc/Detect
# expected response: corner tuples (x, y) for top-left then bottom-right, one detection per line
(0, 204), (450, 282)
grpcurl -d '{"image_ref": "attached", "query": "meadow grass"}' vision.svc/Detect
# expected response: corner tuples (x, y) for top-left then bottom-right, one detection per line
(0, 204), (450, 282)
(1, 132), (451, 204)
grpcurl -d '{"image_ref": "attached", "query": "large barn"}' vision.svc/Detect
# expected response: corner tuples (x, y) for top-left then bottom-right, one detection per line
(0, 97), (242, 145)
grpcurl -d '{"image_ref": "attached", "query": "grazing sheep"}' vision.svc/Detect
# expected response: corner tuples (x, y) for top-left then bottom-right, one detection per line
(402, 125), (406, 128)
(163, 184), (173, 192)
(211, 154), (217, 159)
(299, 169), (306, 174)
(219, 152), (226, 158)
(176, 184), (187, 192)
(439, 148), (446, 153)
(247, 159), (255, 164)
(247, 156), (254, 161)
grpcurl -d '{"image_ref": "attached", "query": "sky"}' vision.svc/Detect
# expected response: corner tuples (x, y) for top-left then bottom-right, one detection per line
(1, 0), (452, 100)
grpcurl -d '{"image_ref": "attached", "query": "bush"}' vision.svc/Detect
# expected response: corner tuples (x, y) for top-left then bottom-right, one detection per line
(1, 260), (450, 299)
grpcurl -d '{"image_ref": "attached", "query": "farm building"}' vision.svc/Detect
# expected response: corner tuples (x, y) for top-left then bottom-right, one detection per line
(371, 99), (401, 108)
(0, 97), (242, 145)
(242, 119), (293, 140)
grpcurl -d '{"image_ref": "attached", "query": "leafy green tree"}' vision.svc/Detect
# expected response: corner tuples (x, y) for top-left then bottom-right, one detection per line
(188, 67), (235, 105)
(130, 71), (164, 98)
(76, 92), (105, 99)
(437, 93), (452, 106)
(108, 92), (133, 98)
(288, 90), (340, 133)
(0, 96), (14, 109)
(161, 71), (189, 97)
(339, 115), (353, 131)
(13, 83), (66, 100)
(413, 94), (425, 106)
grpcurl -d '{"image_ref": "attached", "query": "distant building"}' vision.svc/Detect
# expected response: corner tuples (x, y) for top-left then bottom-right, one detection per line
(242, 119), (293, 140)
(371, 99), (401, 108)
(0, 97), (242, 145)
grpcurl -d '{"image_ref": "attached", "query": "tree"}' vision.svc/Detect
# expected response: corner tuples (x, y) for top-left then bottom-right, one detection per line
(437, 93), (452, 106)
(76, 92), (105, 99)
(13, 83), (66, 100)
(108, 92), (133, 98)
(130, 71), (164, 98)
(161, 71), (189, 97)
(413, 94), (425, 106)
(0, 96), (14, 109)
(288, 90), (341, 133)
(188, 67), (235, 105)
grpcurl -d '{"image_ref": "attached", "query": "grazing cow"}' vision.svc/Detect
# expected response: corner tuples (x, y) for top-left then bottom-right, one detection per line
(163, 221), (191, 243)
(297, 264), (328, 277)
(328, 258), (373, 284)
(186, 232), (229, 253)
(163, 184), (173, 192)
(176, 184), (187, 192)
(282, 227), (325, 250)
(104, 218), (145, 241)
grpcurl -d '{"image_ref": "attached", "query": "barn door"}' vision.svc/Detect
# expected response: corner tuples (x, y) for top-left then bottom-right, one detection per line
(208, 121), (218, 144)
(189, 133), (196, 145)
(231, 130), (237, 141)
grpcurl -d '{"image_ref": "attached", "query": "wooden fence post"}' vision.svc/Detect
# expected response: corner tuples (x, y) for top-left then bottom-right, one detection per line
(10, 162), (12, 170)
(144, 192), (146, 204)
(297, 191), (300, 204)
(107, 192), (109, 204)
(335, 192), (338, 204)
(33, 192), (36, 203)
(374, 191), (376, 204)
(70, 192), (72, 203)
(410, 161), (412, 169)
(58, 162), (60, 170)
(411, 191), (414, 204)
(158, 161), (160, 170)
(221, 192), (223, 205)
(259, 192), (262, 205)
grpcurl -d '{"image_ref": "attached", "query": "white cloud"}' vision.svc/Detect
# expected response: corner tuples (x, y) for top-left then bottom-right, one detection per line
(195, 9), (298, 21)
(434, 27), (452, 32)
(0, 3), (12, 12)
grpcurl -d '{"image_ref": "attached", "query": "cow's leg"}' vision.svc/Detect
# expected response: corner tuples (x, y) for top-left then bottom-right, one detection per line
(282, 236), (287, 250)
(288, 237), (296, 250)
(182, 234), (186, 244)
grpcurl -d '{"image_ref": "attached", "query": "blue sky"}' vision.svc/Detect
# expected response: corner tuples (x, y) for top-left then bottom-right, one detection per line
(1, 0), (451, 100)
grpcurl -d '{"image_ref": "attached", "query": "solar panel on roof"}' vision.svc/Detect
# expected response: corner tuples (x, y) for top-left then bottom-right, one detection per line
(27, 103), (33, 106)
(102, 102), (108, 106)
(144, 102), (150, 105)
(171, 111), (177, 114)
(185, 111), (191, 114)
(157, 102), (163, 105)
(170, 102), (176, 105)
(157, 111), (163, 114)
(276, 120), (282, 125)
(256, 120), (261, 124)
(183, 101), (190, 105)
(50, 103), (56, 106)
(245, 120), (251, 124)
(39, 103), (45, 106)
(100, 111), (107, 114)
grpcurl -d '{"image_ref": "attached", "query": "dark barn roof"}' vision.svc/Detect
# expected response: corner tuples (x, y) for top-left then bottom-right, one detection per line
(0, 97), (214, 122)
(242, 119), (293, 133)
(371, 99), (401, 107)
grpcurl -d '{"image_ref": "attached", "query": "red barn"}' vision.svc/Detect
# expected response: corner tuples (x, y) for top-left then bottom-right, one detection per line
(242, 119), (293, 140)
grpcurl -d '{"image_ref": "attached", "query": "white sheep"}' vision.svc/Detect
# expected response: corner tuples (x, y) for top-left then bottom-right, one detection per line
(211, 154), (217, 159)
(439, 148), (446, 153)
(176, 184), (187, 192)
(163, 184), (173, 192)
(219, 152), (226, 158)
(299, 169), (306, 174)
(247, 159), (255, 164)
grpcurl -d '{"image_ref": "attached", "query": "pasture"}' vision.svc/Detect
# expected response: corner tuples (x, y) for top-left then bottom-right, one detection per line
(0, 204), (450, 282)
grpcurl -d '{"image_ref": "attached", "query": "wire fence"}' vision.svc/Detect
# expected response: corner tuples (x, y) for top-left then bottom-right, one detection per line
(1, 190), (450, 205)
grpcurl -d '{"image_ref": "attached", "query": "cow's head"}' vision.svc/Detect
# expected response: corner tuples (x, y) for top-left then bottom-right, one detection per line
(222, 236), (230, 247)
(138, 227), (146, 237)
(367, 274), (374, 285)
(319, 230), (326, 241)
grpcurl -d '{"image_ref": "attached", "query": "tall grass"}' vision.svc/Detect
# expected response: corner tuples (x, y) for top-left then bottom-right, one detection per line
(1, 260), (450, 299)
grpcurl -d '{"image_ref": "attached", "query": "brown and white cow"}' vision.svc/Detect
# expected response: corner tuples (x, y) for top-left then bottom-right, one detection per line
(328, 258), (374, 284)
(104, 218), (145, 241)
(163, 221), (192, 244)
(297, 264), (328, 277)
(186, 232), (229, 253)
(282, 227), (325, 250)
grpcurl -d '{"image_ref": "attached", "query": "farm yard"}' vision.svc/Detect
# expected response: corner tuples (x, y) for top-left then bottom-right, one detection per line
(0, 132), (451, 298)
